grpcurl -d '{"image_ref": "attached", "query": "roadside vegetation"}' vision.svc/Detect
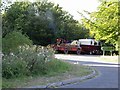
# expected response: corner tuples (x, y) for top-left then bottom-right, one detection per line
(3, 62), (92, 88)
(2, 30), (92, 88)
(2, 41), (92, 88)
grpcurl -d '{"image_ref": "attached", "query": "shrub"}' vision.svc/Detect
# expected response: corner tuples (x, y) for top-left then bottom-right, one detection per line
(2, 55), (29, 79)
(2, 45), (71, 79)
(0, 38), (1, 52)
(2, 45), (57, 79)
(2, 31), (32, 54)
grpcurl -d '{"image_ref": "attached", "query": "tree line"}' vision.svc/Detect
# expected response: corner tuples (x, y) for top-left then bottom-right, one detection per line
(2, 1), (89, 47)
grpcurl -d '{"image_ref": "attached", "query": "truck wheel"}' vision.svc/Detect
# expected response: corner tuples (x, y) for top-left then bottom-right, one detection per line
(89, 51), (92, 55)
(77, 49), (81, 55)
(64, 49), (68, 54)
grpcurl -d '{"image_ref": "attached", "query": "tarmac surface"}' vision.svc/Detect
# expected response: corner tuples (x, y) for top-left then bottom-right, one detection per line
(55, 54), (119, 88)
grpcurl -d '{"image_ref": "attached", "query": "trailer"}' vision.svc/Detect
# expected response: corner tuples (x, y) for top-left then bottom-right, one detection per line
(52, 38), (81, 54)
(78, 39), (102, 54)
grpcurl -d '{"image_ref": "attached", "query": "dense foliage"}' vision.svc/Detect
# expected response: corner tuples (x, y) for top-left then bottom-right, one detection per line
(2, 31), (32, 54)
(2, 1), (89, 46)
(81, 1), (119, 45)
(2, 45), (70, 79)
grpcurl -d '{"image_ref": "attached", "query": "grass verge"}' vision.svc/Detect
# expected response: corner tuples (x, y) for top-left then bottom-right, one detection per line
(2, 60), (92, 88)
(99, 56), (118, 63)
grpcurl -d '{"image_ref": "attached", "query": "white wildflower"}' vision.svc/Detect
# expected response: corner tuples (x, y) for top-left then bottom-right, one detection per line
(10, 52), (15, 56)
(26, 46), (29, 50)
(1, 53), (4, 57)
(42, 54), (45, 57)
(42, 46), (44, 49)
(19, 46), (22, 49)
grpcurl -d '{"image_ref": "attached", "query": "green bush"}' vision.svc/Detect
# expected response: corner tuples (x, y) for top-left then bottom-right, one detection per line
(0, 38), (1, 52)
(2, 55), (29, 79)
(2, 31), (32, 54)
(2, 45), (70, 79)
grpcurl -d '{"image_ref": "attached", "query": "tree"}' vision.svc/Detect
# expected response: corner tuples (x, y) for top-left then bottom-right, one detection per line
(2, 2), (31, 37)
(81, 1), (119, 45)
(2, 1), (90, 46)
(2, 1), (54, 45)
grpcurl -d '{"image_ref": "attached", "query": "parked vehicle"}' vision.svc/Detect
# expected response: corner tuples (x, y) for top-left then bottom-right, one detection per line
(52, 38), (81, 54)
(52, 38), (102, 55)
(78, 39), (102, 54)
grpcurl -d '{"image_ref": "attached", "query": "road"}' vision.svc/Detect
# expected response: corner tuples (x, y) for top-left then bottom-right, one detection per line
(55, 54), (119, 88)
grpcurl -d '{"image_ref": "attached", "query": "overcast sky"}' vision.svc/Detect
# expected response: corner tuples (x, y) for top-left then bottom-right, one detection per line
(48, 0), (100, 20)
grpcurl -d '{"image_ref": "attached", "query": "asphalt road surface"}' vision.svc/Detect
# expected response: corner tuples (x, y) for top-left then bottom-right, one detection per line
(55, 54), (119, 88)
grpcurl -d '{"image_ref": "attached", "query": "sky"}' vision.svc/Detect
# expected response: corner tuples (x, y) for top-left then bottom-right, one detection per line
(48, 0), (100, 20)
(2, 0), (101, 21)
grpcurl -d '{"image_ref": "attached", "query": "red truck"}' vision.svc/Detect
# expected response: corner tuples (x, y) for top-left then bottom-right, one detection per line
(53, 38), (102, 55)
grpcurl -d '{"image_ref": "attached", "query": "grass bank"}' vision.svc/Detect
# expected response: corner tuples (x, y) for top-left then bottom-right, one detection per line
(2, 59), (92, 88)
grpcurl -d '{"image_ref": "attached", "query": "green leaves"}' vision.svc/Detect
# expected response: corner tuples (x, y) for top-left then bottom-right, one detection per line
(2, 31), (32, 54)
(82, 1), (119, 44)
(2, 1), (89, 46)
